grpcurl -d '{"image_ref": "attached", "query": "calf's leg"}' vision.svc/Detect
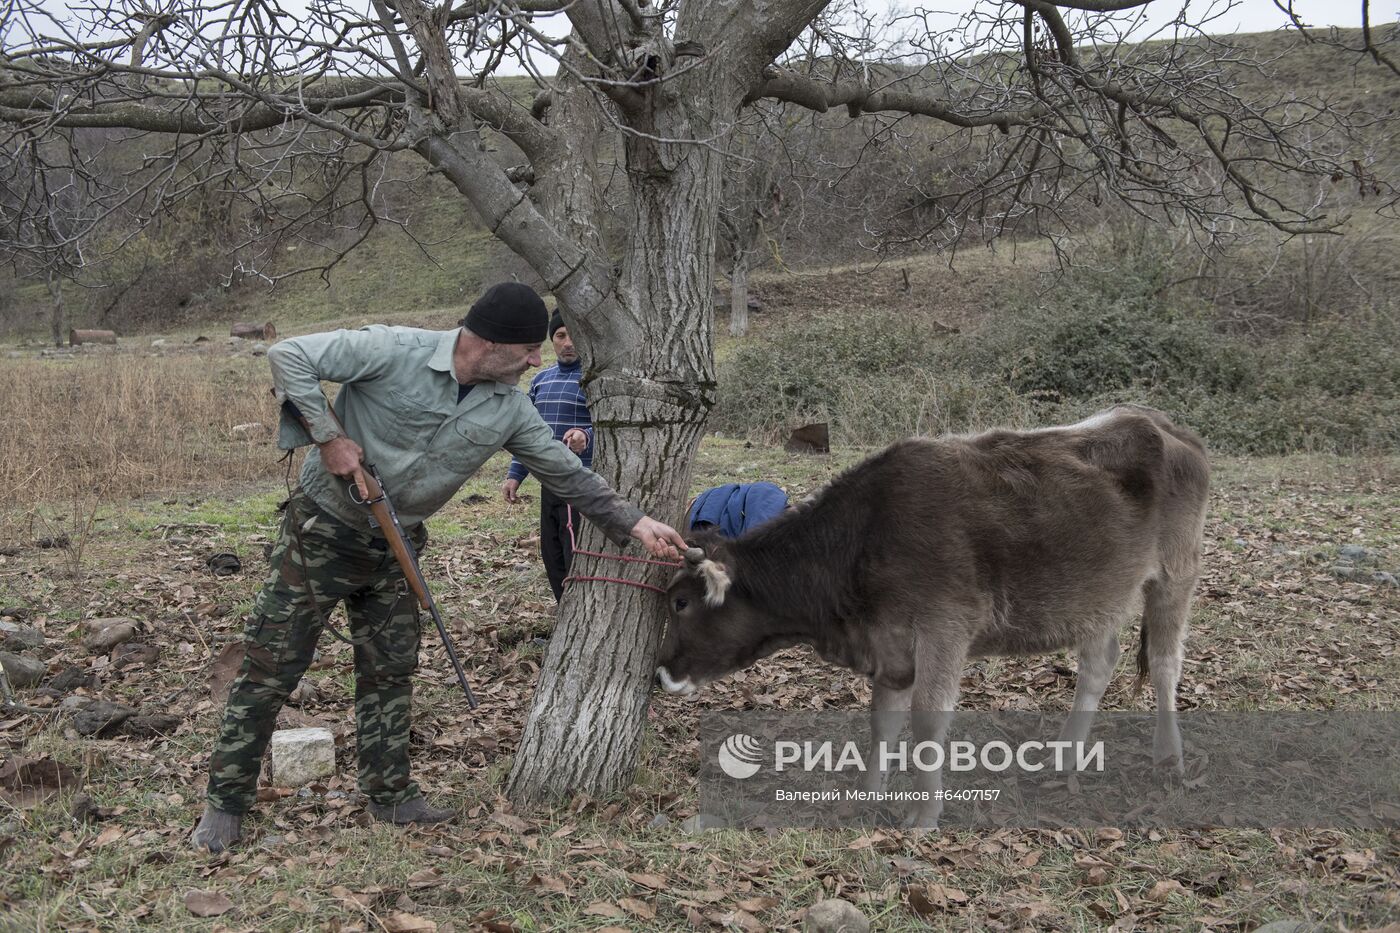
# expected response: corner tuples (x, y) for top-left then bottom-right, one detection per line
(1058, 629), (1121, 747)
(1141, 576), (1193, 772)
(906, 634), (969, 829)
(861, 680), (912, 794)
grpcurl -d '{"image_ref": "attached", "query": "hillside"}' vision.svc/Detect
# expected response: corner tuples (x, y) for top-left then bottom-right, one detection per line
(1, 26), (1396, 341)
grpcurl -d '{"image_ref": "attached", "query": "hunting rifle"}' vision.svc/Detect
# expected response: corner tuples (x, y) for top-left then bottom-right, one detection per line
(284, 396), (479, 709)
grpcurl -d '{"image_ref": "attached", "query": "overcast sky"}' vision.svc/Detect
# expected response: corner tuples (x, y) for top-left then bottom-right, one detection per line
(902, 0), (1398, 33)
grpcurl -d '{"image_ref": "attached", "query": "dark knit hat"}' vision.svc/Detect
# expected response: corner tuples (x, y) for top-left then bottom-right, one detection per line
(549, 310), (566, 338)
(460, 282), (548, 343)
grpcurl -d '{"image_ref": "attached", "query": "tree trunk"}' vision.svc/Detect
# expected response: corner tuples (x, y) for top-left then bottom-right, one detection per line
(46, 273), (64, 348)
(729, 252), (750, 337)
(506, 72), (727, 805)
(505, 399), (708, 801)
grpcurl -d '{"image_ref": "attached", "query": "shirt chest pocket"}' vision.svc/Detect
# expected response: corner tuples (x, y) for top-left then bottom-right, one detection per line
(447, 412), (508, 452)
(385, 388), (456, 435)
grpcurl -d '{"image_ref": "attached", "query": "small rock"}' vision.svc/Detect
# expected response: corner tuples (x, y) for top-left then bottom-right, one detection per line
(73, 700), (136, 737)
(1233, 538), (1246, 548)
(69, 792), (99, 823)
(0, 651), (46, 689)
(270, 727), (336, 787)
(1331, 564), (1364, 581)
(0, 621), (45, 651)
(229, 423), (266, 439)
(34, 534), (70, 549)
(259, 834), (288, 850)
(1339, 545), (1373, 563)
(648, 812), (672, 830)
(287, 679), (318, 707)
(122, 712), (182, 738)
(1372, 571), (1397, 587)
(805, 898), (870, 933)
(85, 622), (137, 652)
(1252, 922), (1326, 933)
(111, 642), (161, 669)
(206, 551), (243, 575)
(0, 607), (30, 621)
(59, 695), (94, 713)
(193, 335), (209, 344)
(82, 617), (134, 635)
(48, 665), (93, 693)
(150, 339), (167, 347)
(679, 812), (727, 834)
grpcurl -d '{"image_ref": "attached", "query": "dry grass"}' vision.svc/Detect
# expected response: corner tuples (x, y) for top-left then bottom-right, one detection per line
(0, 348), (278, 541)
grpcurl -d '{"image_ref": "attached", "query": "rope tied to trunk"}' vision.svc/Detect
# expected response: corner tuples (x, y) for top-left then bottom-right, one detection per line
(561, 506), (681, 596)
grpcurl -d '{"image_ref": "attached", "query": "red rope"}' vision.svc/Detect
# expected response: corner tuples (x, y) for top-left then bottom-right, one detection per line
(561, 505), (681, 596)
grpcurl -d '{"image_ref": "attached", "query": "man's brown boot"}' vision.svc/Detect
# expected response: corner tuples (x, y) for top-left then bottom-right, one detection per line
(366, 795), (455, 825)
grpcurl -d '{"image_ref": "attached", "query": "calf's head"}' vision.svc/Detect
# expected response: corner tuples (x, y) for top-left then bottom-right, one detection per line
(656, 543), (777, 695)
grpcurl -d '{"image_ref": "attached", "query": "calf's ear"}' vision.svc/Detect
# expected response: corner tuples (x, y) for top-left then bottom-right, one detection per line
(697, 559), (732, 607)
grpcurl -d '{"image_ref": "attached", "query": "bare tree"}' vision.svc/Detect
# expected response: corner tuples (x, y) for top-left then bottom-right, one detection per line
(0, 134), (95, 344)
(716, 116), (784, 337)
(1, 0), (1393, 804)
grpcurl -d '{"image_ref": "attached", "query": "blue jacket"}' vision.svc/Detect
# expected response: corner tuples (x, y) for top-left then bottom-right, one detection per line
(687, 482), (788, 537)
(507, 358), (593, 483)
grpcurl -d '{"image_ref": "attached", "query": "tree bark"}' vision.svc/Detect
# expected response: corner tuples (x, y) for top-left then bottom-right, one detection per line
(506, 42), (730, 804)
(46, 273), (64, 348)
(729, 252), (751, 337)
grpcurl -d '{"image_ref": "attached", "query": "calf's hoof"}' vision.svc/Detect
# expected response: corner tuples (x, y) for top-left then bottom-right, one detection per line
(901, 804), (942, 832)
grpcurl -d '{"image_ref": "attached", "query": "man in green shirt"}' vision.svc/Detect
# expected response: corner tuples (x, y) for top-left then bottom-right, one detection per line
(191, 283), (687, 853)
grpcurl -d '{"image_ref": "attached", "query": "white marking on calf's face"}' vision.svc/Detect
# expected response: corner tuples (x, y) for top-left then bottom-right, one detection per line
(656, 666), (697, 695)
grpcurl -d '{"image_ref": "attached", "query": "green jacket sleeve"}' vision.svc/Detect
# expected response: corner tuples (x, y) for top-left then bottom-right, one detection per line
(503, 400), (644, 546)
(268, 327), (397, 449)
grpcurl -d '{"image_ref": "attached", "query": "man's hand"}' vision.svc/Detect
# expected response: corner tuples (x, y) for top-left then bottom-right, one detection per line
(502, 478), (521, 504)
(630, 517), (687, 561)
(562, 428), (588, 454)
(318, 435), (369, 501)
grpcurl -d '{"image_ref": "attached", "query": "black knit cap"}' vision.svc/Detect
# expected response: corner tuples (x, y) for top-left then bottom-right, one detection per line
(460, 282), (548, 344)
(549, 310), (566, 338)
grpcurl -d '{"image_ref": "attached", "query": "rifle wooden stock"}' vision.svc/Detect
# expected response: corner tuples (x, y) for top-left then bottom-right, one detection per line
(357, 471), (431, 609)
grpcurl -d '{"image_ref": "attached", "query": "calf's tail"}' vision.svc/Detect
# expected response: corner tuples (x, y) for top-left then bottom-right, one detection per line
(1131, 623), (1150, 699)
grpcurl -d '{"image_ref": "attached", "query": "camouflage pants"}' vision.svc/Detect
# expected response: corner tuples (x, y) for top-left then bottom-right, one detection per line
(206, 490), (427, 814)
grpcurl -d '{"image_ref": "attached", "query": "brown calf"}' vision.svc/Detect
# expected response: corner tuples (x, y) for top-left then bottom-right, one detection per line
(657, 405), (1210, 826)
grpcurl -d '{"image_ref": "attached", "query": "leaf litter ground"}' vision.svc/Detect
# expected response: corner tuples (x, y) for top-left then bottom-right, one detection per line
(0, 443), (1397, 931)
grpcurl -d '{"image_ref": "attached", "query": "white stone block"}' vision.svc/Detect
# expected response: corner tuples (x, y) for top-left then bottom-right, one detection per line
(269, 727), (336, 787)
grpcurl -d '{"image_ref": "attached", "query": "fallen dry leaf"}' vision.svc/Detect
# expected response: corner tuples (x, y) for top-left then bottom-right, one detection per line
(183, 889), (234, 918)
(382, 911), (437, 932)
(92, 825), (123, 848)
(628, 871), (669, 890)
(406, 868), (442, 889)
(1147, 879), (1186, 902)
(619, 896), (657, 920)
(206, 642), (245, 702)
(908, 882), (969, 917)
(0, 757), (79, 808)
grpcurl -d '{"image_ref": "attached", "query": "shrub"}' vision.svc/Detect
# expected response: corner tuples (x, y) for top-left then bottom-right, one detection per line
(715, 264), (1399, 455)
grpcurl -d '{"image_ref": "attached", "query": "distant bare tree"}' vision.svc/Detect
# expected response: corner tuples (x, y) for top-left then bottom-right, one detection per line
(716, 117), (784, 337)
(0, 134), (95, 344)
(2, 0), (1394, 804)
